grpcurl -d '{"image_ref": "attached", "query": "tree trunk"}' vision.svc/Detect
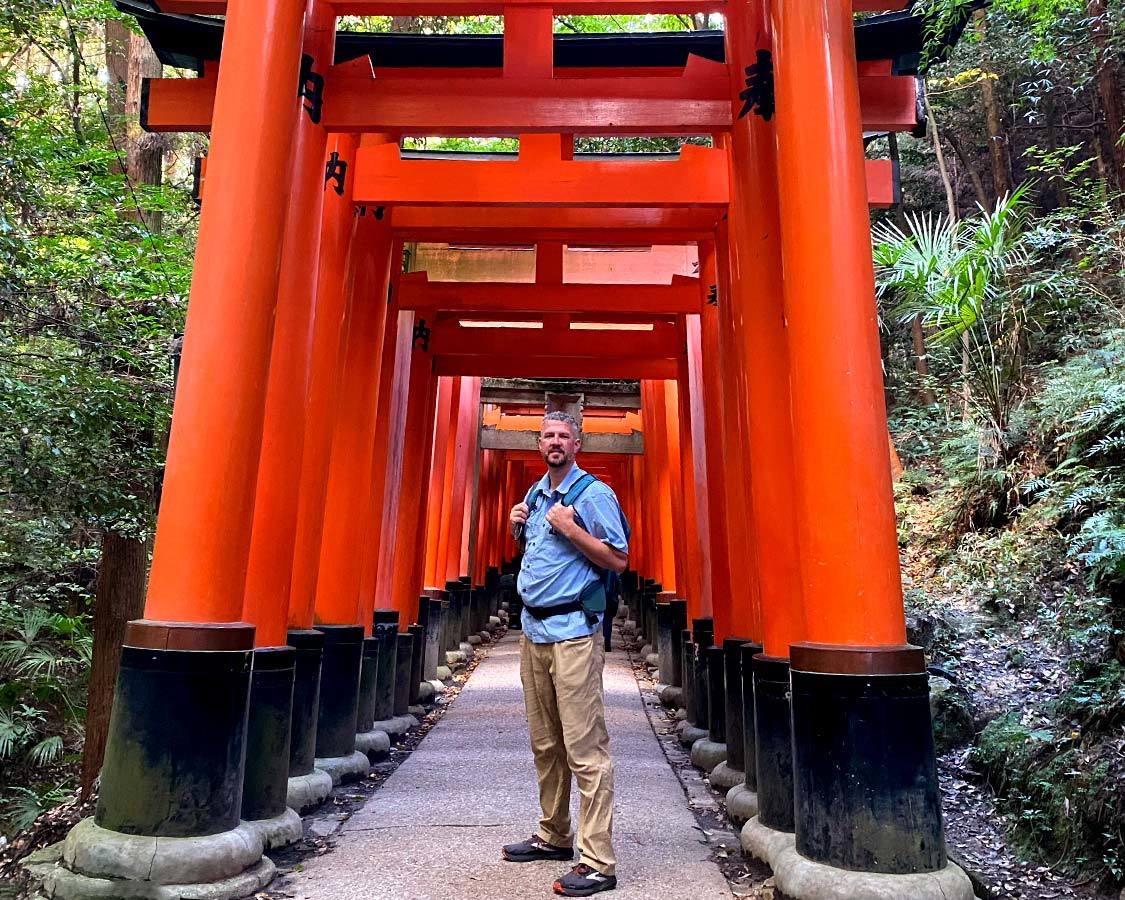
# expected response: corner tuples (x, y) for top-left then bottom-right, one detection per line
(1089, 0), (1124, 195)
(125, 32), (165, 231)
(974, 9), (1012, 203)
(81, 532), (148, 797)
(943, 128), (990, 210)
(81, 24), (166, 800)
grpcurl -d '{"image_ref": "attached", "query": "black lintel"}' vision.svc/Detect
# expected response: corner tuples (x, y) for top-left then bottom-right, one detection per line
(116, 0), (971, 79)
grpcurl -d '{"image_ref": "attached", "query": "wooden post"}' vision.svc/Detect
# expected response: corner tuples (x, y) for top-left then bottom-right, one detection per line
(143, 0), (307, 624)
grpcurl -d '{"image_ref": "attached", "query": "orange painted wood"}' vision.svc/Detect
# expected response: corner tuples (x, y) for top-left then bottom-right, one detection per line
(430, 320), (682, 360)
(289, 136), (361, 629)
(773, 0), (906, 647)
(690, 253), (733, 625)
(155, 0), (896, 11)
(714, 219), (762, 642)
(156, 0), (726, 13)
(390, 206), (722, 241)
(143, 0), (307, 624)
(456, 378), (483, 580)
(143, 64), (914, 135)
(671, 371), (705, 621)
(358, 304), (410, 630)
(354, 143), (728, 207)
(682, 318), (713, 619)
(313, 213), (395, 626)
(371, 311), (415, 620)
(387, 316), (439, 613)
(396, 274), (702, 314)
(424, 377), (458, 588)
(243, 2), (336, 646)
(434, 355), (679, 379)
(724, 0), (802, 655)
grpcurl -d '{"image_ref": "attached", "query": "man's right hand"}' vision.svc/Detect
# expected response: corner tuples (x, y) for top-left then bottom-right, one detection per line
(510, 501), (530, 539)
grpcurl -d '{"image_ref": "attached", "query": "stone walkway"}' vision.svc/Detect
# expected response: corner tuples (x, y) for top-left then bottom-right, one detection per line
(274, 632), (733, 900)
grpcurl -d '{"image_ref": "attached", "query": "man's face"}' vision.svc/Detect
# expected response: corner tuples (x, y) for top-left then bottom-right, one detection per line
(539, 420), (580, 469)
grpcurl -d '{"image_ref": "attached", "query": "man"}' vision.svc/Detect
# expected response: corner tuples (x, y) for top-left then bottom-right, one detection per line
(502, 411), (629, 898)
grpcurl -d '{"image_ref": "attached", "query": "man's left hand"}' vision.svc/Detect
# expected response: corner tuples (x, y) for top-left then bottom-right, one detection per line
(546, 504), (579, 539)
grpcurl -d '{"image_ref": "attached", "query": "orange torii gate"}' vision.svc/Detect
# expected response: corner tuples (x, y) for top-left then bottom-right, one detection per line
(47, 1), (978, 899)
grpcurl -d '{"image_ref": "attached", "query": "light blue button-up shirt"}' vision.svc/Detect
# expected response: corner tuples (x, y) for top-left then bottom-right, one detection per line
(517, 463), (630, 644)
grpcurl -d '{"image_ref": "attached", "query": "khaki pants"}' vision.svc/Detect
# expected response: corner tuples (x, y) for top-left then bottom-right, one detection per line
(519, 633), (616, 876)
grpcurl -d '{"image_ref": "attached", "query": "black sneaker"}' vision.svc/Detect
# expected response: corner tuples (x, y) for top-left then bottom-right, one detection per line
(553, 863), (617, 896)
(501, 835), (575, 863)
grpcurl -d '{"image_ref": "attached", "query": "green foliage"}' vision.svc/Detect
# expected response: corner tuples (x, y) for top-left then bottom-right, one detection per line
(874, 188), (1069, 445)
(972, 663), (1125, 881)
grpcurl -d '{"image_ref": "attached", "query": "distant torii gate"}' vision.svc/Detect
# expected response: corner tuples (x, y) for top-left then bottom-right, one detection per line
(47, 2), (976, 900)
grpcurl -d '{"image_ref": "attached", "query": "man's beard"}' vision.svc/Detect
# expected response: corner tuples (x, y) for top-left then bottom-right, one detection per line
(544, 449), (570, 469)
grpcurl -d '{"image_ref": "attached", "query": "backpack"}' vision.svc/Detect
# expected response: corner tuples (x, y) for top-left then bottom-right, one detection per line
(523, 473), (631, 604)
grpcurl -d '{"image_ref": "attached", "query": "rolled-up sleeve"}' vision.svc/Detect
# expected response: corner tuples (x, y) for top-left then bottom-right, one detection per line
(576, 486), (629, 553)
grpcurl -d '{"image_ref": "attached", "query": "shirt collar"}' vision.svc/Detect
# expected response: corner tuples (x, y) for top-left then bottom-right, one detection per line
(536, 462), (586, 498)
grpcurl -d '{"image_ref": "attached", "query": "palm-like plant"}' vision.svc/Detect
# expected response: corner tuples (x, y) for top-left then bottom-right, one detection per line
(873, 186), (1051, 455)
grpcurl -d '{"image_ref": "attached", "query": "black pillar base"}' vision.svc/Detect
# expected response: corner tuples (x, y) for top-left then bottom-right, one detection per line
(655, 602), (675, 680)
(313, 625), (364, 760)
(423, 598), (446, 680)
(692, 618), (714, 730)
(706, 645), (726, 743)
(394, 632), (414, 717)
(356, 637), (380, 734)
(669, 599), (687, 686)
(738, 640), (763, 791)
(790, 643), (946, 874)
(372, 610), (399, 722)
(681, 631), (696, 723)
(96, 621), (254, 837)
(753, 654), (794, 833)
(408, 624), (425, 703)
(721, 638), (751, 774)
(287, 628), (325, 778)
(242, 646), (296, 823)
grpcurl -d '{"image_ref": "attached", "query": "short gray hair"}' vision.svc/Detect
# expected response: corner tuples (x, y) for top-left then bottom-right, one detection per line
(541, 411), (581, 437)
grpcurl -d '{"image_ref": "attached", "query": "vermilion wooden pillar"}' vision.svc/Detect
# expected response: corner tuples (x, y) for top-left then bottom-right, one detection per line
(457, 378), (483, 581)
(773, 4), (904, 649)
(242, 2), (336, 648)
(724, 1), (803, 662)
(87, 0), (308, 873)
(693, 245), (733, 626)
(683, 314), (715, 620)
(313, 209), (395, 627)
(358, 304), (411, 630)
(714, 222), (762, 642)
(144, 0), (306, 625)
(289, 134), (360, 631)
(424, 377), (458, 588)
(771, 0), (949, 880)
(388, 315), (439, 614)
(439, 377), (478, 583)
(372, 312), (414, 621)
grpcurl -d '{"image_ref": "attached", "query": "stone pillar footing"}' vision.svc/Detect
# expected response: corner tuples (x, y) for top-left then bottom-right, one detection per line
(690, 738), (727, 773)
(676, 721), (708, 747)
(313, 750), (370, 785)
(43, 818), (275, 900)
(742, 817), (975, 900)
(287, 769), (333, 813)
(708, 761), (743, 791)
(355, 728), (391, 760)
(725, 784), (759, 826)
(657, 684), (683, 708)
(372, 714), (418, 740)
(243, 807), (303, 850)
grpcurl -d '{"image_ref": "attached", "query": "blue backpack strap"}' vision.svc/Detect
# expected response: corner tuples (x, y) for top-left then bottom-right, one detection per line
(561, 473), (598, 507)
(562, 474), (632, 541)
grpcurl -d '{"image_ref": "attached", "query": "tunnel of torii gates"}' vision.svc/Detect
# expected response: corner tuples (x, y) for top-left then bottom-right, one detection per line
(43, 0), (981, 899)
